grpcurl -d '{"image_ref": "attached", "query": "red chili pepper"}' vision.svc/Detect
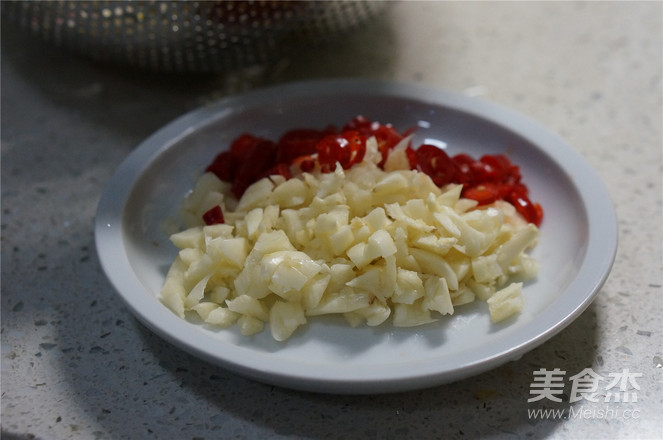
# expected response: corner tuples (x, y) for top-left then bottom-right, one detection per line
(206, 150), (236, 182)
(292, 155), (316, 173)
(231, 139), (277, 198)
(463, 183), (501, 205)
(506, 191), (543, 226)
(451, 153), (476, 185)
(202, 205), (225, 225)
(260, 163), (292, 181)
(342, 116), (406, 168)
(415, 144), (458, 187)
(316, 131), (367, 172)
(372, 124), (404, 167)
(479, 154), (512, 180)
(230, 134), (264, 162)
(276, 128), (333, 165)
(405, 145), (418, 170)
(202, 116), (543, 225)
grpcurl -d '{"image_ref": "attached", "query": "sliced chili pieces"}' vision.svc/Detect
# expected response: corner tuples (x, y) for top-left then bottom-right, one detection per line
(203, 116), (543, 226)
(202, 205), (225, 225)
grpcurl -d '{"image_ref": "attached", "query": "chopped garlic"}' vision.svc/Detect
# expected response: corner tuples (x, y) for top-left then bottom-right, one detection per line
(161, 140), (539, 341)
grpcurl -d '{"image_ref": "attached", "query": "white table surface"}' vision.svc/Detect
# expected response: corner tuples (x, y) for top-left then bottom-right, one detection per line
(2, 2), (661, 439)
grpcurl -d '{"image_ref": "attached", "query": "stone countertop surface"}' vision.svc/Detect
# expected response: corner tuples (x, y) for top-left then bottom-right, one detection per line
(1, 2), (661, 439)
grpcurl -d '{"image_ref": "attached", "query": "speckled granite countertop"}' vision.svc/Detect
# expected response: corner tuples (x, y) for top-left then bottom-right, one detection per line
(2, 2), (661, 439)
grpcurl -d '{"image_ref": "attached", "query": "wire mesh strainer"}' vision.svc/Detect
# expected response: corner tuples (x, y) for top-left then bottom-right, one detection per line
(2, 1), (388, 73)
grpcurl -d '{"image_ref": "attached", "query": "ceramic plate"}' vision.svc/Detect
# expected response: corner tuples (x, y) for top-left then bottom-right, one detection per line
(95, 79), (617, 394)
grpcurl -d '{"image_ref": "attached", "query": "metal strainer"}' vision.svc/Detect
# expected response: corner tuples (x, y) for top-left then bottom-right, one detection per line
(2, 1), (388, 73)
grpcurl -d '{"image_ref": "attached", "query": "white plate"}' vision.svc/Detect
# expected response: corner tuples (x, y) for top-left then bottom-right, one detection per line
(95, 79), (617, 394)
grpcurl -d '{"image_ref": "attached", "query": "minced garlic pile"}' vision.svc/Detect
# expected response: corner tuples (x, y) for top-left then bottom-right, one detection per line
(161, 138), (539, 341)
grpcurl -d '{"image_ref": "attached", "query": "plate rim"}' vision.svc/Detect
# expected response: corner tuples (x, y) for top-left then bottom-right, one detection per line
(95, 78), (618, 393)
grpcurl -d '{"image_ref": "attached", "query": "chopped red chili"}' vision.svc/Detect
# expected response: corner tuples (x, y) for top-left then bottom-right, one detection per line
(202, 205), (225, 225)
(202, 116), (543, 226)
